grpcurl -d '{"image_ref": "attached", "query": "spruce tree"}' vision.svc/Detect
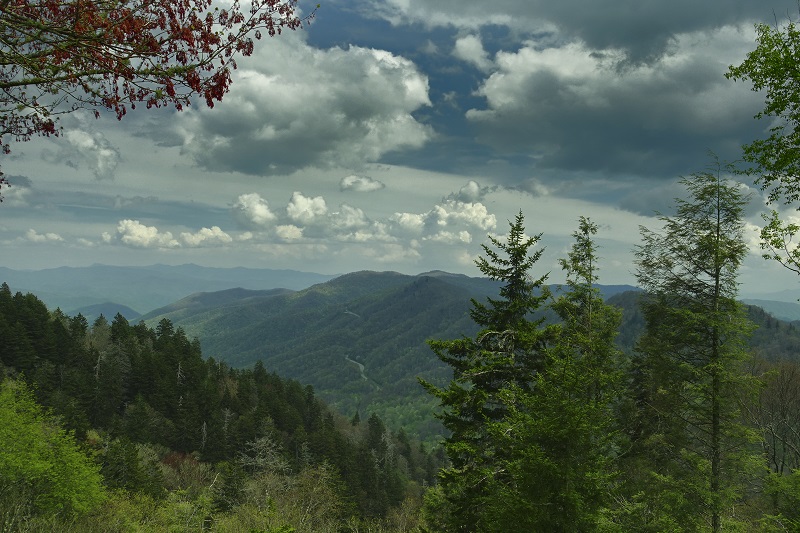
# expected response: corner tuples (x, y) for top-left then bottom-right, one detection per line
(628, 168), (759, 531)
(421, 211), (550, 530)
(480, 217), (623, 531)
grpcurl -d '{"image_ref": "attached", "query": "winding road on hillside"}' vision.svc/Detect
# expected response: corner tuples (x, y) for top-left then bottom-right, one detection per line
(344, 355), (382, 390)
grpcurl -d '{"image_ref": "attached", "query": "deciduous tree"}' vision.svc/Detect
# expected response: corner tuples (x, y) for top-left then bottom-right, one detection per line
(0, 0), (313, 196)
(727, 18), (800, 275)
(0, 378), (106, 518)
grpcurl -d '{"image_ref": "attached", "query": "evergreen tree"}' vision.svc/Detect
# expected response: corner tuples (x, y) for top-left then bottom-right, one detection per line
(421, 211), (550, 530)
(480, 217), (624, 531)
(627, 168), (759, 531)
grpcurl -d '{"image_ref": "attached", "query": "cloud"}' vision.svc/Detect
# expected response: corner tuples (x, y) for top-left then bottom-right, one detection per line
(743, 221), (764, 254)
(619, 181), (687, 216)
(330, 204), (370, 231)
(390, 212), (426, 234)
(232, 193), (278, 229)
(276, 224), (304, 241)
(1, 175), (32, 206)
(340, 175), (386, 192)
(113, 219), (180, 248)
(113, 195), (159, 209)
(45, 129), (121, 180)
(516, 178), (551, 197)
(175, 34), (433, 175)
(367, 0), (792, 62)
(453, 35), (493, 71)
(180, 226), (233, 247)
(424, 230), (472, 244)
(286, 192), (328, 225)
(24, 229), (63, 242)
(226, 187), (497, 253)
(428, 199), (497, 231)
(388, 196), (497, 249)
(465, 27), (766, 180)
(450, 180), (495, 202)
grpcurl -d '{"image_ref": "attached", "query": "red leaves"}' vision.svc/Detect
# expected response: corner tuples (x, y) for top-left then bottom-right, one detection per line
(0, 0), (314, 154)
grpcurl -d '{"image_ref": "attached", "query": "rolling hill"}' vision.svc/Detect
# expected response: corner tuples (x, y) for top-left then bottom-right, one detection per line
(139, 270), (800, 441)
(141, 271), (648, 439)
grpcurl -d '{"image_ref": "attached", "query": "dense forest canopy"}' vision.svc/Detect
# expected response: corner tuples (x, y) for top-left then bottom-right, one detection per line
(0, 281), (444, 530)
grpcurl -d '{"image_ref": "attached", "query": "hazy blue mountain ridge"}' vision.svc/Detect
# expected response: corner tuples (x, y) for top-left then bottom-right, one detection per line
(0, 264), (337, 315)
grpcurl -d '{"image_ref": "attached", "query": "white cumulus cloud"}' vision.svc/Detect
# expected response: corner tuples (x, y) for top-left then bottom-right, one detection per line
(391, 212), (426, 233)
(430, 200), (497, 231)
(275, 225), (304, 241)
(425, 230), (473, 244)
(175, 34), (432, 175)
(453, 34), (493, 72)
(340, 175), (386, 192)
(180, 226), (233, 247)
(330, 204), (369, 231)
(232, 193), (278, 229)
(25, 229), (63, 242)
(115, 220), (180, 248)
(287, 192), (328, 225)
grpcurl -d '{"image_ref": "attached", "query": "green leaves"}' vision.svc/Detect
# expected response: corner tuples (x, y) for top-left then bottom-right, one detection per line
(760, 209), (800, 276)
(727, 21), (800, 203)
(0, 379), (105, 517)
(727, 19), (800, 275)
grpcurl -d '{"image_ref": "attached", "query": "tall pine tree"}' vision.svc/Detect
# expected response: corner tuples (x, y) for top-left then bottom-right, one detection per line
(480, 217), (624, 531)
(421, 211), (550, 531)
(626, 167), (759, 532)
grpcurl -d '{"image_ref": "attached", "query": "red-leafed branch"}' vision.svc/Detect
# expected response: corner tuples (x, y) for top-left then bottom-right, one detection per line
(0, 0), (314, 198)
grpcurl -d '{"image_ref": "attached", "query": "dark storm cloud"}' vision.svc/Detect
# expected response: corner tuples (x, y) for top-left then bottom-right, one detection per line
(366, 0), (799, 62)
(465, 29), (769, 183)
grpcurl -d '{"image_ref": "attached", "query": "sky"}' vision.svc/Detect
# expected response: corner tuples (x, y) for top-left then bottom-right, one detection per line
(2, 0), (800, 298)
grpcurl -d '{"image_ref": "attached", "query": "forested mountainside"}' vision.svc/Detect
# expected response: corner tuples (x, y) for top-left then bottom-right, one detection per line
(141, 271), (490, 440)
(5, 273), (800, 530)
(609, 290), (800, 360)
(141, 271), (800, 442)
(0, 282), (443, 531)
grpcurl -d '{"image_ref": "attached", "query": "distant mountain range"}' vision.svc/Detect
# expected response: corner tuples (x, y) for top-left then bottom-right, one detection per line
(743, 299), (800, 322)
(140, 270), (496, 439)
(3, 264), (799, 322)
(4, 265), (800, 440)
(0, 264), (337, 318)
(136, 270), (800, 440)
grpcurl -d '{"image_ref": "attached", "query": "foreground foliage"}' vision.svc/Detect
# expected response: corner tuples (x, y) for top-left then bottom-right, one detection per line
(423, 214), (625, 531)
(420, 212), (552, 530)
(0, 379), (105, 525)
(0, 281), (440, 530)
(727, 17), (800, 278)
